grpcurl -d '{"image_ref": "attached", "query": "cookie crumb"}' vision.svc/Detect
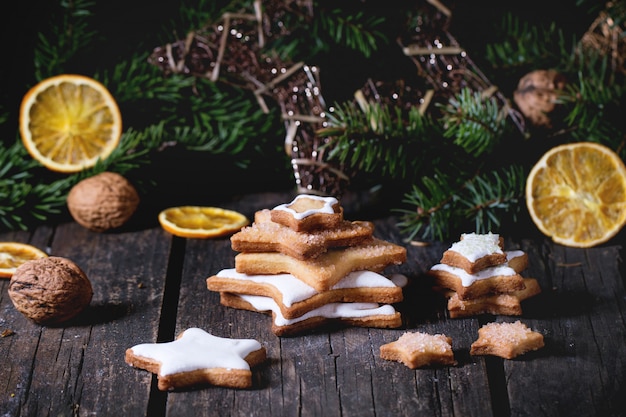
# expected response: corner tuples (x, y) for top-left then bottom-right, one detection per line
(1, 329), (15, 337)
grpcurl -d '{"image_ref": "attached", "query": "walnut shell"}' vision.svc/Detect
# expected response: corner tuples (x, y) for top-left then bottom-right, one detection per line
(67, 172), (140, 232)
(8, 257), (93, 325)
(513, 69), (567, 129)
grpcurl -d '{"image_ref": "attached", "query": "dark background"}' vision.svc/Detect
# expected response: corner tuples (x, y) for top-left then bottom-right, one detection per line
(1, 0), (597, 138)
(0, 0), (601, 212)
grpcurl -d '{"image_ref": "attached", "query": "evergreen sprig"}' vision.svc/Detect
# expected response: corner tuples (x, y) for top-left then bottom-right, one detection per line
(320, 100), (439, 179)
(563, 59), (626, 154)
(395, 170), (458, 242)
(439, 88), (508, 157)
(0, 140), (71, 230)
(33, 0), (98, 80)
(314, 9), (386, 58)
(485, 13), (572, 73)
(396, 165), (527, 242)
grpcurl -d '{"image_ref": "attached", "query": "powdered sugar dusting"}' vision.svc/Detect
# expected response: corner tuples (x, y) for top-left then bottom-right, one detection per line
(396, 332), (452, 354)
(448, 232), (502, 261)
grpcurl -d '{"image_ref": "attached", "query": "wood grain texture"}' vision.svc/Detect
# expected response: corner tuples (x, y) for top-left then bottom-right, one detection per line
(1, 191), (625, 417)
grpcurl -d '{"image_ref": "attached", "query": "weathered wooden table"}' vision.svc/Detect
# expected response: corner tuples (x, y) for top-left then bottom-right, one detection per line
(1, 191), (625, 417)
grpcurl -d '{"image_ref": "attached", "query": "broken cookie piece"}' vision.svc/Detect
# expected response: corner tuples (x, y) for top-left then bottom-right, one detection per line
(380, 331), (456, 369)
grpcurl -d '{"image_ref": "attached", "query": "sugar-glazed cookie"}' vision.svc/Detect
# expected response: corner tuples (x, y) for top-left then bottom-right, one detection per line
(428, 250), (528, 300)
(219, 293), (402, 336)
(235, 238), (406, 292)
(270, 194), (343, 232)
(470, 320), (544, 359)
(125, 328), (266, 390)
(207, 269), (407, 319)
(428, 263), (526, 300)
(446, 278), (541, 318)
(440, 232), (507, 274)
(380, 332), (456, 369)
(231, 209), (374, 260)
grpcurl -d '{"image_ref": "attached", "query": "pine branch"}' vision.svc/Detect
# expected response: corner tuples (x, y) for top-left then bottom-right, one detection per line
(396, 170), (459, 242)
(33, 0), (98, 80)
(460, 164), (526, 233)
(314, 8), (387, 58)
(320, 100), (440, 179)
(396, 165), (526, 242)
(439, 88), (508, 157)
(0, 140), (73, 230)
(561, 57), (626, 153)
(484, 12), (574, 75)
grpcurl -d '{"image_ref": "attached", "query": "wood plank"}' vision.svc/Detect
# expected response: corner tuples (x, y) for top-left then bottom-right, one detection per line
(2, 192), (625, 417)
(503, 241), (626, 417)
(1, 222), (172, 416)
(0, 227), (55, 416)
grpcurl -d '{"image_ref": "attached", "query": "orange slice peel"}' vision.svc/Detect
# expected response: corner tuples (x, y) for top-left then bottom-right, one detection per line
(525, 142), (626, 247)
(19, 74), (122, 173)
(158, 206), (249, 239)
(0, 242), (49, 278)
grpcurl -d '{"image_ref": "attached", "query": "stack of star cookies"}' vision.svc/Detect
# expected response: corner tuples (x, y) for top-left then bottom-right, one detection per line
(207, 194), (407, 336)
(427, 232), (541, 318)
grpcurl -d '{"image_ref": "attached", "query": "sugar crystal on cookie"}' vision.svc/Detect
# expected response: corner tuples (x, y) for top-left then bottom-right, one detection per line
(380, 332), (456, 369)
(449, 232), (503, 261)
(470, 320), (544, 359)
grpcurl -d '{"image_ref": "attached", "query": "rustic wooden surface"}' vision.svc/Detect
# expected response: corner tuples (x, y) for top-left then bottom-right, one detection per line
(1, 191), (625, 417)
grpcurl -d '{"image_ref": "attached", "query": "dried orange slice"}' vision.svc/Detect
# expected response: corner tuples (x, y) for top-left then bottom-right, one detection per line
(526, 142), (626, 247)
(158, 206), (249, 238)
(19, 74), (122, 173)
(0, 242), (48, 278)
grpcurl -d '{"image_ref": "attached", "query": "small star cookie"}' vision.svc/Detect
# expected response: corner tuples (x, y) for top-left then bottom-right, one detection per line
(470, 320), (544, 359)
(440, 232), (507, 274)
(270, 194), (343, 232)
(380, 332), (456, 369)
(125, 327), (266, 390)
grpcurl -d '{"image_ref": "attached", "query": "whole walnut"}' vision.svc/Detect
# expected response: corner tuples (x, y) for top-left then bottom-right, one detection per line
(513, 69), (567, 129)
(67, 172), (140, 232)
(8, 257), (93, 325)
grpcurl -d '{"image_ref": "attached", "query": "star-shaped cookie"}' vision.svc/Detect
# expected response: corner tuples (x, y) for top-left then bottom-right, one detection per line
(125, 327), (266, 390)
(380, 331), (456, 369)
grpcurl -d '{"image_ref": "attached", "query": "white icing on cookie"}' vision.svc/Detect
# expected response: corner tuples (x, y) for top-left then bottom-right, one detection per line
(238, 294), (398, 327)
(129, 328), (262, 375)
(430, 263), (517, 287)
(448, 232), (503, 261)
(430, 249), (524, 287)
(272, 194), (338, 219)
(216, 269), (407, 306)
(506, 250), (524, 261)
